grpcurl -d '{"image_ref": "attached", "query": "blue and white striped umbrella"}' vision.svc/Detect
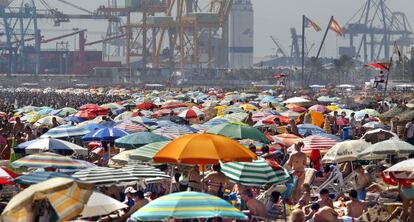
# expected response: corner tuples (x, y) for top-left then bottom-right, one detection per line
(40, 125), (90, 138)
(152, 125), (198, 139)
(15, 171), (74, 185)
(15, 138), (88, 155)
(82, 127), (129, 142)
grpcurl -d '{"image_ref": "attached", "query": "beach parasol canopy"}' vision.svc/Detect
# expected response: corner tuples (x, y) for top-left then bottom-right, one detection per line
(14, 171), (74, 185)
(34, 116), (66, 127)
(282, 97), (311, 104)
(129, 141), (170, 163)
(361, 128), (398, 144)
(152, 125), (198, 139)
(15, 138), (88, 155)
(1, 178), (93, 222)
(178, 107), (205, 119)
(280, 110), (301, 119)
(207, 122), (270, 144)
(40, 125), (90, 138)
(153, 134), (256, 165)
(0, 167), (18, 185)
(383, 159), (414, 180)
(51, 107), (78, 117)
(80, 191), (128, 218)
(72, 167), (139, 185)
(114, 121), (148, 133)
(358, 140), (414, 160)
(322, 140), (371, 163)
(115, 132), (170, 149)
(362, 121), (387, 129)
(82, 127), (129, 142)
(221, 158), (290, 187)
(297, 124), (325, 136)
(287, 135), (337, 153)
(274, 133), (302, 147)
(308, 105), (327, 113)
(11, 152), (87, 169)
(130, 191), (248, 221)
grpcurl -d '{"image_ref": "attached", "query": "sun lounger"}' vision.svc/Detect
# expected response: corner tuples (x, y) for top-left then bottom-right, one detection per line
(311, 165), (344, 197)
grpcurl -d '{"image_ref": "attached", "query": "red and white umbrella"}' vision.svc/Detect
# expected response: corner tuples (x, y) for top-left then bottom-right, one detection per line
(288, 135), (338, 153)
(178, 107), (204, 119)
(0, 167), (18, 184)
(308, 105), (327, 113)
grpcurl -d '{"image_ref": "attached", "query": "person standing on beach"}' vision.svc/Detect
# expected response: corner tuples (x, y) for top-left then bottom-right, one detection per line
(287, 142), (307, 202)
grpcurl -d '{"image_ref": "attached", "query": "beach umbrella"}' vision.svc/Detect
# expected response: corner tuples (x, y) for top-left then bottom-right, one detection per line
(153, 134), (256, 164)
(152, 125), (198, 139)
(286, 104), (307, 113)
(158, 115), (188, 124)
(361, 129), (398, 144)
(363, 121), (387, 129)
(239, 103), (258, 111)
(15, 138), (88, 155)
(75, 110), (97, 120)
(51, 107), (78, 117)
(0, 167), (18, 185)
(17, 105), (39, 113)
(221, 158), (290, 187)
(37, 107), (55, 115)
(297, 124), (325, 136)
(1, 178), (93, 222)
(11, 152), (87, 169)
(282, 97), (311, 104)
(129, 116), (157, 126)
(34, 116), (66, 127)
(40, 125), (90, 138)
(358, 140), (414, 159)
(121, 165), (170, 181)
(129, 141), (170, 162)
(100, 103), (124, 110)
(358, 108), (381, 117)
(308, 105), (327, 113)
(136, 102), (157, 110)
(288, 135), (337, 153)
(72, 167), (139, 185)
(130, 191), (248, 221)
(280, 110), (301, 119)
(274, 133), (302, 147)
(162, 102), (187, 109)
(14, 171), (74, 185)
(114, 111), (136, 121)
(223, 106), (245, 114)
(114, 121), (148, 133)
(383, 159), (414, 181)
(193, 118), (229, 131)
(109, 150), (135, 166)
(219, 112), (248, 122)
(207, 122), (270, 144)
(322, 140), (371, 163)
(82, 127), (129, 142)
(178, 107), (205, 119)
(65, 115), (86, 123)
(115, 132), (170, 149)
(80, 192), (128, 218)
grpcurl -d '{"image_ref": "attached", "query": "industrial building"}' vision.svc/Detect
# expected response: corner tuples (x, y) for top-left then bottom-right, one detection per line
(229, 0), (254, 69)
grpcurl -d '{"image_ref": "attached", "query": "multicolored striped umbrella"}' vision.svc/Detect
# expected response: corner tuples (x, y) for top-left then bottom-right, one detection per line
(152, 125), (198, 139)
(14, 171), (74, 185)
(10, 152), (87, 169)
(130, 191), (248, 221)
(114, 121), (148, 133)
(207, 122), (270, 144)
(129, 141), (170, 162)
(288, 135), (338, 153)
(40, 125), (90, 138)
(115, 132), (170, 149)
(1, 178), (93, 222)
(221, 158), (290, 187)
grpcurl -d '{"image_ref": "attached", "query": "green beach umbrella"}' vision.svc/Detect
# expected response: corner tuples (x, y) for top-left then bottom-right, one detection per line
(129, 141), (170, 162)
(115, 132), (170, 149)
(221, 158), (290, 187)
(130, 191), (248, 221)
(207, 122), (270, 144)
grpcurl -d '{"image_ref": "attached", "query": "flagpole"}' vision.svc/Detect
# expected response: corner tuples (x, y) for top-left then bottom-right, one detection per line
(301, 15), (306, 87)
(316, 16), (333, 59)
(382, 56), (393, 104)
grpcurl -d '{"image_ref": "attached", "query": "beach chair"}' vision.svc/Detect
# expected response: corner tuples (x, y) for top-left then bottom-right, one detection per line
(304, 168), (317, 185)
(311, 165), (344, 197)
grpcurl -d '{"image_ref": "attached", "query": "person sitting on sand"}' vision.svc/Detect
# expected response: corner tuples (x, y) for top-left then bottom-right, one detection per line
(346, 189), (366, 219)
(313, 206), (341, 222)
(241, 189), (267, 218)
(317, 189), (334, 209)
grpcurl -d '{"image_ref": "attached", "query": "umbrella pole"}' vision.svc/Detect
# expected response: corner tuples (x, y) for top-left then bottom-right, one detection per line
(169, 165), (174, 194)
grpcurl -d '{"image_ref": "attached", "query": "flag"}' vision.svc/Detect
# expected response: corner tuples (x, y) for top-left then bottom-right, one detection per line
(365, 62), (390, 71)
(393, 42), (403, 62)
(329, 17), (344, 36)
(304, 16), (321, 32)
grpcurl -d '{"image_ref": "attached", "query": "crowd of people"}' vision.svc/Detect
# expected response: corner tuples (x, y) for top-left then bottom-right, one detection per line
(0, 86), (414, 222)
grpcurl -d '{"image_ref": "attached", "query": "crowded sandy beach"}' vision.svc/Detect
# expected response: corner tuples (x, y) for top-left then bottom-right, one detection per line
(0, 85), (413, 222)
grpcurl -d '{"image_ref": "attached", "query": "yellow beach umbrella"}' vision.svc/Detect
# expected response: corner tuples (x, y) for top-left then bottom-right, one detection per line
(1, 178), (93, 222)
(239, 103), (258, 111)
(153, 133), (256, 165)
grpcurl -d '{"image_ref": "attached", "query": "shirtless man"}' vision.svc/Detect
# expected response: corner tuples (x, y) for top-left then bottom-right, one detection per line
(11, 117), (24, 136)
(346, 189), (365, 218)
(287, 142), (307, 202)
(354, 165), (371, 201)
(317, 189), (334, 209)
(202, 164), (229, 196)
(112, 191), (149, 222)
(241, 189), (267, 218)
(313, 206), (341, 222)
(188, 165), (202, 191)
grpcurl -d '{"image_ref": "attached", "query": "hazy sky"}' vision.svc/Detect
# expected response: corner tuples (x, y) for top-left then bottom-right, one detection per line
(28, 0), (414, 58)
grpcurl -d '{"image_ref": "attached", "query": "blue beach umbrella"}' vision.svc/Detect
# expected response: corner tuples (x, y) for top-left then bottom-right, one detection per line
(82, 127), (129, 142)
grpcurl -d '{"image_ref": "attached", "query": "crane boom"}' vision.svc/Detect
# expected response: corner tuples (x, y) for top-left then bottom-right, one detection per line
(270, 36), (287, 57)
(85, 34), (125, 46)
(41, 29), (87, 43)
